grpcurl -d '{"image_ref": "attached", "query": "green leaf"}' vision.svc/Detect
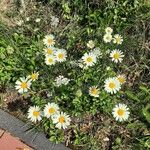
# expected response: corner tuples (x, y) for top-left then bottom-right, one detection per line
(142, 104), (150, 123)
(125, 90), (140, 102)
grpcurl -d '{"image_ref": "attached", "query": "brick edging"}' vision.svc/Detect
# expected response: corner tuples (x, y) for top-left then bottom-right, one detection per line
(0, 109), (70, 150)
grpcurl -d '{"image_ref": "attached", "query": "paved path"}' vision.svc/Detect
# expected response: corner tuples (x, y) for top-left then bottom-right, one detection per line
(0, 129), (33, 150)
(0, 109), (70, 150)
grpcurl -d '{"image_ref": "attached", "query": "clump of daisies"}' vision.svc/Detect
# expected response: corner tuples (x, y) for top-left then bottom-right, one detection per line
(103, 27), (113, 43)
(104, 74), (126, 94)
(27, 103), (71, 130)
(43, 34), (67, 66)
(55, 75), (70, 87)
(87, 40), (95, 49)
(103, 27), (123, 45)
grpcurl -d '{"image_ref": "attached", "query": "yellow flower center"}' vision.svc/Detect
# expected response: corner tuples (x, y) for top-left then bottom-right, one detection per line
(33, 111), (40, 117)
(48, 58), (53, 63)
(106, 36), (110, 40)
(117, 109), (125, 116)
(21, 82), (27, 89)
(109, 82), (116, 89)
(113, 53), (120, 59)
(47, 48), (53, 54)
(59, 116), (65, 123)
(47, 38), (53, 45)
(116, 37), (121, 43)
(31, 73), (38, 80)
(86, 57), (93, 63)
(49, 108), (55, 114)
(91, 88), (98, 95)
(118, 77), (125, 84)
(58, 53), (64, 59)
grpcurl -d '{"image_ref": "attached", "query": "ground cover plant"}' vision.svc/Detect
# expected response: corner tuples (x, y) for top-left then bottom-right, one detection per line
(0, 0), (150, 149)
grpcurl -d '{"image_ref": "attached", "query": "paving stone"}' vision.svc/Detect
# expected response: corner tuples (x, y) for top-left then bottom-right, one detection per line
(0, 129), (5, 137)
(0, 131), (33, 150)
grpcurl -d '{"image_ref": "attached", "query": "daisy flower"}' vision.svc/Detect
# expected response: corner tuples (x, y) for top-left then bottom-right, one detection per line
(117, 74), (126, 84)
(104, 77), (121, 94)
(92, 47), (102, 57)
(26, 17), (30, 22)
(44, 46), (56, 56)
(45, 55), (56, 65)
(52, 112), (71, 129)
(51, 16), (59, 27)
(55, 75), (70, 87)
(44, 103), (59, 118)
(110, 49), (124, 63)
(15, 77), (31, 94)
(28, 72), (39, 81)
(113, 34), (123, 45)
(35, 18), (41, 23)
(105, 27), (113, 34)
(77, 59), (88, 69)
(112, 103), (130, 122)
(82, 52), (96, 67)
(55, 49), (67, 62)
(87, 40), (95, 49)
(103, 34), (112, 43)
(89, 86), (100, 97)
(43, 34), (55, 47)
(27, 106), (42, 123)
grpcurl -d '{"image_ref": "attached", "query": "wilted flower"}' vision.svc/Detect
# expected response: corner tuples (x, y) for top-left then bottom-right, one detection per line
(51, 16), (59, 27)
(35, 18), (41, 23)
(55, 75), (70, 87)
(87, 40), (95, 49)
